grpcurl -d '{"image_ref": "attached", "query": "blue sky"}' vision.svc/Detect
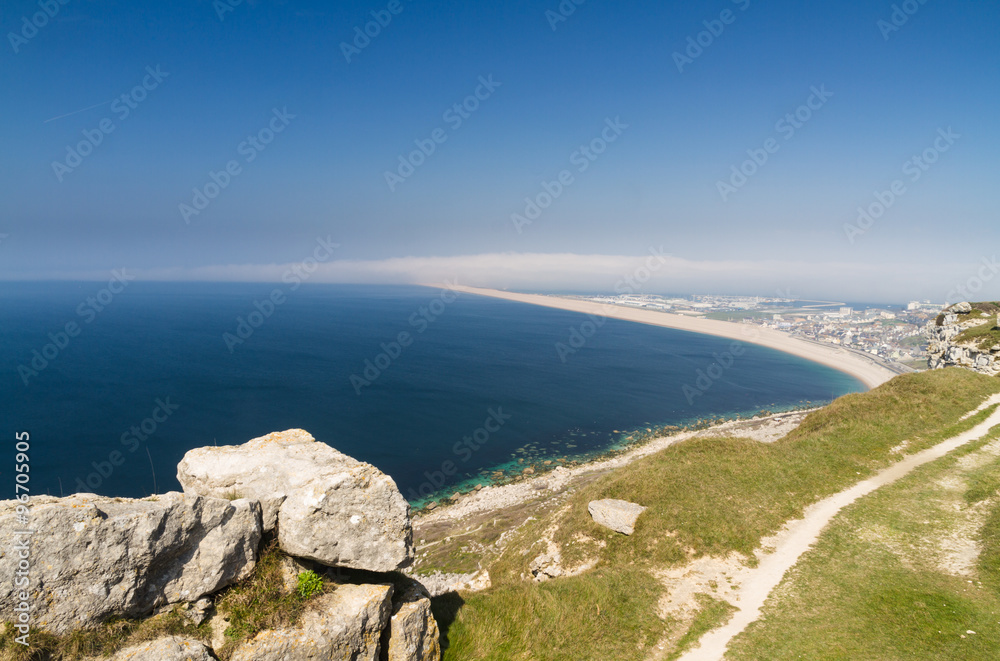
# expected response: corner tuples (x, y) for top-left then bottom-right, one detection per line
(1, 0), (998, 300)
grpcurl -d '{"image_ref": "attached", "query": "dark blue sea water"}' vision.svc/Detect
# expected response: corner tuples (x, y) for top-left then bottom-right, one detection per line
(0, 283), (863, 504)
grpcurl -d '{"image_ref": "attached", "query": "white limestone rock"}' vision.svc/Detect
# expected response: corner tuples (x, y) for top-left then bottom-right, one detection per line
(108, 636), (215, 661)
(588, 499), (647, 535)
(0, 492), (260, 634)
(384, 581), (441, 661)
(229, 583), (393, 661)
(926, 303), (1000, 377)
(177, 429), (413, 572)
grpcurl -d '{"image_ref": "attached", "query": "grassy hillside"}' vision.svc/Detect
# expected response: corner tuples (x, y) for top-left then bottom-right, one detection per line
(6, 369), (1000, 661)
(439, 369), (1000, 660)
(493, 369), (1000, 579)
(433, 567), (668, 661)
(726, 424), (1000, 659)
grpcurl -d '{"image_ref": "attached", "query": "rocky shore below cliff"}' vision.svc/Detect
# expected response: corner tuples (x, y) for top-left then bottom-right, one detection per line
(407, 408), (813, 593)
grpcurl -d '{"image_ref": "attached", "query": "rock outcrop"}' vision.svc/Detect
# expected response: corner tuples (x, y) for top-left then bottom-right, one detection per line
(411, 570), (491, 597)
(177, 429), (413, 572)
(588, 499), (647, 535)
(1, 430), (439, 660)
(927, 302), (1000, 376)
(229, 583), (393, 661)
(0, 492), (261, 634)
(384, 581), (442, 661)
(106, 636), (216, 661)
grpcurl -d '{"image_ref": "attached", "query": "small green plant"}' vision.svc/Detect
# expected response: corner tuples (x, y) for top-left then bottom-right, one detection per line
(222, 489), (242, 501)
(296, 570), (324, 599)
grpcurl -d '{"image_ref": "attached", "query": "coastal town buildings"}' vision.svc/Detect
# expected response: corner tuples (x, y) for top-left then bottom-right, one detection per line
(576, 294), (938, 370)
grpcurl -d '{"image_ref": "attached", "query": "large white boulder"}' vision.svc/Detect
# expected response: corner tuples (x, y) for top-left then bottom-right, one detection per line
(177, 429), (413, 572)
(588, 499), (647, 535)
(952, 301), (973, 314)
(0, 492), (260, 634)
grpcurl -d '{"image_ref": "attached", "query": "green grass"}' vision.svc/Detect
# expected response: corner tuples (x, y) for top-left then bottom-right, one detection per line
(964, 453), (1000, 505)
(0, 606), (210, 661)
(954, 320), (1000, 351)
(438, 567), (667, 661)
(0, 540), (334, 661)
(414, 540), (486, 576)
(214, 541), (329, 659)
(666, 594), (737, 660)
(440, 369), (1000, 661)
(8, 370), (1000, 661)
(497, 369), (1000, 577)
(944, 302), (1000, 350)
(725, 427), (1000, 660)
(936, 302), (1000, 327)
(980, 502), (1000, 598)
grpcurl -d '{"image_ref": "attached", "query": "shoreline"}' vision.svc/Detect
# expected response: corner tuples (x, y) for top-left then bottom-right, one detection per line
(412, 407), (816, 545)
(409, 401), (821, 510)
(433, 284), (899, 390)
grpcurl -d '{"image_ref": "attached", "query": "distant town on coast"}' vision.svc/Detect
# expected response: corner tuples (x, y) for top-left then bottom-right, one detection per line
(574, 292), (940, 371)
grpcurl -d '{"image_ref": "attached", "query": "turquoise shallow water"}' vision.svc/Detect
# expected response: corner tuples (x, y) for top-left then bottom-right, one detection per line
(0, 283), (863, 503)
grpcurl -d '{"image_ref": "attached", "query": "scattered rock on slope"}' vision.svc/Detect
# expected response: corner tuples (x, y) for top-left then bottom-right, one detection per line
(0, 492), (261, 634)
(588, 499), (647, 535)
(177, 429), (413, 572)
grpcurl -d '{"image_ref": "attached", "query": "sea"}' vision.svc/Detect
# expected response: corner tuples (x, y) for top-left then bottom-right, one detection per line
(0, 283), (863, 505)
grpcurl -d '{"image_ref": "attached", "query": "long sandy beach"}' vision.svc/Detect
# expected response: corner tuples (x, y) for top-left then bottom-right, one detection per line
(441, 285), (899, 389)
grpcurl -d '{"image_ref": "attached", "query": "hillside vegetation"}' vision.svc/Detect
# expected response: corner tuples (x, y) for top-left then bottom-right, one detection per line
(726, 424), (1000, 659)
(437, 369), (1000, 660)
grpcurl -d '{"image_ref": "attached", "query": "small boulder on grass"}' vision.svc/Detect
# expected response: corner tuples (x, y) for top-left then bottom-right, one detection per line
(588, 499), (647, 535)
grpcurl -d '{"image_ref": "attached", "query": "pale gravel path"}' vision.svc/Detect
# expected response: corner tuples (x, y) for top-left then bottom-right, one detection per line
(676, 394), (1000, 661)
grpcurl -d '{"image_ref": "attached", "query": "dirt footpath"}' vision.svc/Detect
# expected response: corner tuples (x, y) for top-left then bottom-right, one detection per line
(672, 394), (1000, 661)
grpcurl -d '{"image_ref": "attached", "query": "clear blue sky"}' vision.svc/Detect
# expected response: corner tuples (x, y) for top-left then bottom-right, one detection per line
(2, 0), (998, 300)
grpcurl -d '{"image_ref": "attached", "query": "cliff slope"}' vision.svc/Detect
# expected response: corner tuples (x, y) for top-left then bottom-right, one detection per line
(927, 301), (1000, 376)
